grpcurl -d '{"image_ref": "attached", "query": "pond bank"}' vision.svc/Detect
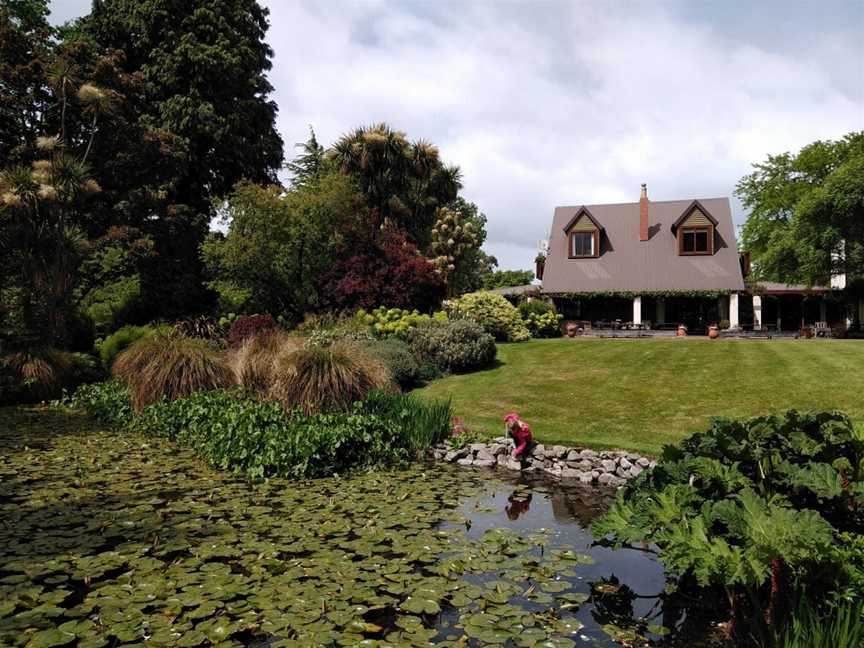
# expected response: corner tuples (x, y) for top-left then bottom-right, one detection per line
(429, 438), (657, 488)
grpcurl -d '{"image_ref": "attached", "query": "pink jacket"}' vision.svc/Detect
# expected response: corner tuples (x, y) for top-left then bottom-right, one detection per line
(504, 412), (533, 458)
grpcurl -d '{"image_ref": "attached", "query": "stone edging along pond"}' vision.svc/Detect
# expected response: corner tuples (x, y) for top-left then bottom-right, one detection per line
(428, 437), (656, 488)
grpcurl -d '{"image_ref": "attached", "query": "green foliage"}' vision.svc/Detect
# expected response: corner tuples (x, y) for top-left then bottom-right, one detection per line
(593, 410), (864, 645)
(736, 132), (864, 284)
(408, 319), (497, 374)
(63, 378), (132, 426)
(519, 302), (563, 338)
(67, 351), (104, 389)
(479, 269), (534, 291)
(112, 334), (233, 412)
(448, 292), (530, 342)
(130, 389), (451, 479)
(429, 205), (482, 296)
(80, 274), (142, 334)
(363, 338), (422, 389)
(96, 324), (165, 368)
(356, 306), (447, 339)
(780, 598), (864, 648)
(202, 174), (359, 319)
(359, 390), (453, 451)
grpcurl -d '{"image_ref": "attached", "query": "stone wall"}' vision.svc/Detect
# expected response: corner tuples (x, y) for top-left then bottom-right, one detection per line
(429, 437), (656, 488)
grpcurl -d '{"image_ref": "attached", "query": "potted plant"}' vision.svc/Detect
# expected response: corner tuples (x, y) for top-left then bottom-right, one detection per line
(676, 324), (688, 337)
(565, 322), (578, 338)
(708, 324), (720, 339)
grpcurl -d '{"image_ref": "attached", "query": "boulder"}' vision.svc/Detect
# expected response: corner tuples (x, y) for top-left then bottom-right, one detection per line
(550, 445), (569, 458)
(499, 458), (522, 472)
(615, 466), (630, 479)
(598, 473), (626, 487)
(444, 447), (470, 462)
(489, 444), (509, 457)
(456, 457), (474, 466)
(636, 457), (651, 468)
(473, 459), (496, 468)
(475, 447), (496, 462)
(469, 443), (487, 453)
(619, 457), (632, 470)
(579, 449), (598, 459)
(629, 464), (644, 478)
(529, 444), (547, 458)
(600, 459), (617, 473)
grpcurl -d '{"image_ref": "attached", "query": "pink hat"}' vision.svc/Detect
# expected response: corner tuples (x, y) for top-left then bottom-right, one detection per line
(504, 412), (520, 423)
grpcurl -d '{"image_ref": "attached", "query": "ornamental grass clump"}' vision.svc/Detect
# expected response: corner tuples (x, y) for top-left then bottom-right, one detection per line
(226, 330), (299, 397)
(0, 347), (72, 401)
(112, 333), (233, 412)
(269, 341), (392, 415)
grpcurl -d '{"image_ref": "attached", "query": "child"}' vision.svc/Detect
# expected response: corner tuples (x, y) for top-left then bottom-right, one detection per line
(504, 412), (533, 459)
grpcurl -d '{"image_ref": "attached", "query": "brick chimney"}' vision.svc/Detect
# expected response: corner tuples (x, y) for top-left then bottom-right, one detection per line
(639, 183), (649, 241)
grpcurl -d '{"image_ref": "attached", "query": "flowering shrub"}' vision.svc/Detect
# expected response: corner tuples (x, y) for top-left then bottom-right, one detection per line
(523, 311), (563, 338)
(408, 319), (496, 373)
(448, 292), (530, 342)
(357, 306), (447, 339)
(227, 314), (279, 347)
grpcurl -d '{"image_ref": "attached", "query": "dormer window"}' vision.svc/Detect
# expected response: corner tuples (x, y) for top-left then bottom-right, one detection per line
(571, 231), (595, 257)
(563, 207), (602, 259)
(681, 228), (710, 254)
(672, 201), (718, 256)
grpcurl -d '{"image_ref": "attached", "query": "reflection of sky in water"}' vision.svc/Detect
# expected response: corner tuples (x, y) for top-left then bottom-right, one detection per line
(440, 470), (669, 646)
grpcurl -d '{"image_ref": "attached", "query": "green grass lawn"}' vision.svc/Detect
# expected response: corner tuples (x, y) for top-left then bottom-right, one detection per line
(415, 338), (864, 455)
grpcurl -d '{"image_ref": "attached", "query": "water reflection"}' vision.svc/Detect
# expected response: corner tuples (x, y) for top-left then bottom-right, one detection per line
(446, 467), (728, 647)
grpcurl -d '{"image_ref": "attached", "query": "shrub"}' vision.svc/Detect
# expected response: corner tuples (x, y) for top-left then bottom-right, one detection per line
(269, 341), (392, 415)
(0, 347), (72, 402)
(172, 316), (226, 341)
(356, 306), (447, 339)
(97, 324), (166, 368)
(63, 379), (133, 427)
(592, 410), (864, 646)
(408, 319), (496, 374)
(227, 314), (278, 347)
(520, 301), (563, 338)
(448, 292), (530, 342)
(112, 334), (233, 412)
(226, 330), (298, 397)
(363, 338), (421, 389)
(130, 389), (451, 478)
(66, 352), (105, 390)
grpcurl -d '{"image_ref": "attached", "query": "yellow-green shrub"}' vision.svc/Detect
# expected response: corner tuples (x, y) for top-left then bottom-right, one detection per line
(447, 292), (530, 342)
(356, 306), (447, 339)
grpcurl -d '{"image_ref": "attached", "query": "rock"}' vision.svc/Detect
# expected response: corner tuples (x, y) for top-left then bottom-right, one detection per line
(444, 447), (470, 462)
(469, 443), (487, 453)
(566, 450), (580, 461)
(492, 436), (511, 445)
(579, 449), (598, 459)
(578, 460), (594, 471)
(500, 458), (522, 471)
(591, 470), (601, 479)
(629, 464), (644, 478)
(615, 466), (630, 479)
(637, 457), (650, 468)
(579, 472), (595, 484)
(475, 447), (495, 462)
(598, 473), (626, 487)
(562, 468), (593, 482)
(473, 459), (496, 468)
(619, 457), (632, 469)
(550, 445), (569, 458)
(489, 444), (509, 456)
(600, 459), (617, 473)
(543, 464), (563, 477)
(456, 457), (474, 466)
(529, 444), (547, 458)
(649, 460), (658, 469)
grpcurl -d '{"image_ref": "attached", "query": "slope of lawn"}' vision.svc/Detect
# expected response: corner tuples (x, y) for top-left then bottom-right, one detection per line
(414, 338), (864, 455)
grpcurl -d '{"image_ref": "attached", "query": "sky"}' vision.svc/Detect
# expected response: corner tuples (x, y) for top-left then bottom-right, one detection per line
(49, 0), (864, 270)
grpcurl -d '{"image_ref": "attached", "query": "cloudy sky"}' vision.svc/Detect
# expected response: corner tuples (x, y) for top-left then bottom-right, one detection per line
(50, 0), (863, 270)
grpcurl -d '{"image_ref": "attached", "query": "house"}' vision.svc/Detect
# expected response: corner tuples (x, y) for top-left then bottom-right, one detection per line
(539, 185), (847, 333)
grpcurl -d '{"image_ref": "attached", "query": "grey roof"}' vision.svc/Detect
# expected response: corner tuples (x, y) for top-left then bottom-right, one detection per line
(541, 197), (746, 294)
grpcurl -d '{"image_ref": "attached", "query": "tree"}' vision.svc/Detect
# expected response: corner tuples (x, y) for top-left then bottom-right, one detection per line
(83, 0), (285, 316)
(0, 0), (54, 162)
(736, 132), (864, 285)
(428, 205), (481, 297)
(447, 197), (495, 295)
(202, 173), (361, 319)
(480, 269), (535, 291)
(329, 123), (462, 246)
(286, 127), (326, 188)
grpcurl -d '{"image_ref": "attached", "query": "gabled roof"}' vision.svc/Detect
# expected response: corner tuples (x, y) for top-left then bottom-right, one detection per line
(562, 206), (604, 232)
(541, 197), (746, 294)
(670, 200), (719, 233)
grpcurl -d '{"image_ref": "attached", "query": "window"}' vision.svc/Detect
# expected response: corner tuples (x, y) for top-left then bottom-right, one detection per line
(570, 231), (595, 257)
(681, 228), (710, 254)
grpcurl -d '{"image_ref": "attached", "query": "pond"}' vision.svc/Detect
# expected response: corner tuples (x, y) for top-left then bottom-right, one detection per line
(0, 407), (726, 647)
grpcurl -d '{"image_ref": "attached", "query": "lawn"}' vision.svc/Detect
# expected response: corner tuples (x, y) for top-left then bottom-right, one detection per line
(415, 338), (864, 455)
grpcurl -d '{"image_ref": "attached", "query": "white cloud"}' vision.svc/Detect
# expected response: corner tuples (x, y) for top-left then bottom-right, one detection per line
(51, 0), (864, 269)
